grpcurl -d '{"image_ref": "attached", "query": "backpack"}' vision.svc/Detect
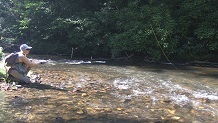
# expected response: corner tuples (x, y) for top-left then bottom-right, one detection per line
(4, 52), (19, 66)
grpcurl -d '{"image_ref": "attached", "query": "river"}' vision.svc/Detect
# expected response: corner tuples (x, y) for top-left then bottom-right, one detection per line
(0, 58), (218, 123)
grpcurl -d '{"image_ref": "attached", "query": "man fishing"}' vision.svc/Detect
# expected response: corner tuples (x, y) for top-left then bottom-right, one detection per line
(4, 44), (45, 83)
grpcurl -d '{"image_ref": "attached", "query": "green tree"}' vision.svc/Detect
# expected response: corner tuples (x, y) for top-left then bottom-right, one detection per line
(1, 0), (217, 62)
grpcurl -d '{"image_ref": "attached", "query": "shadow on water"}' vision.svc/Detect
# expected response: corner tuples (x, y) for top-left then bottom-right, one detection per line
(196, 73), (218, 79)
(50, 115), (178, 123)
(22, 83), (68, 92)
(128, 63), (218, 79)
(9, 115), (178, 123)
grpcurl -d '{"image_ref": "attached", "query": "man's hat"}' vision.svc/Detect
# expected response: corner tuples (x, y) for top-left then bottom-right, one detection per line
(20, 44), (32, 51)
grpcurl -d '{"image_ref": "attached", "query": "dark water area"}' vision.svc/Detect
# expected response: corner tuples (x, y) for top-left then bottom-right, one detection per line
(0, 57), (218, 123)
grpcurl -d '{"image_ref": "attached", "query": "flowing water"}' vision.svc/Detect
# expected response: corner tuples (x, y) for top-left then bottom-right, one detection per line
(0, 58), (218, 123)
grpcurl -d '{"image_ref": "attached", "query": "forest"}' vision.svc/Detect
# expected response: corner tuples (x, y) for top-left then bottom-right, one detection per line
(0, 0), (218, 62)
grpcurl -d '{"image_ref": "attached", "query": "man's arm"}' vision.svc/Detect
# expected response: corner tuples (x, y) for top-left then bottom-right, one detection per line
(20, 56), (40, 67)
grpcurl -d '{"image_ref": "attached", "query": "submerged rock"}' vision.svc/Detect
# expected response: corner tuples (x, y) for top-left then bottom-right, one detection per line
(54, 117), (65, 123)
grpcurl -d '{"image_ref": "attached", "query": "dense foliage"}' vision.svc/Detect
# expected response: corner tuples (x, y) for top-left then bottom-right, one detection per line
(0, 0), (218, 62)
(0, 47), (2, 59)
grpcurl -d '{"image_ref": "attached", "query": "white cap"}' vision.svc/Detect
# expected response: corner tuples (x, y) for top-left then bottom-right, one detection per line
(20, 44), (32, 51)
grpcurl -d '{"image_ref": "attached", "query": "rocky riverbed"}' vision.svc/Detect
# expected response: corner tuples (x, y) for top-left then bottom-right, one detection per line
(1, 59), (218, 123)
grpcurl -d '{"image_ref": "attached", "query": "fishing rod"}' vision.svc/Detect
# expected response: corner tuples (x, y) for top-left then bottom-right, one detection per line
(150, 24), (180, 71)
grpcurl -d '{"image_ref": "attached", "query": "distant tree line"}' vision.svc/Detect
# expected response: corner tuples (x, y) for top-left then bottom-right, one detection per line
(0, 0), (217, 62)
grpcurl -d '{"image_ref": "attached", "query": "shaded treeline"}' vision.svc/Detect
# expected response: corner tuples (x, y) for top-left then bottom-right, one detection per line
(0, 0), (218, 62)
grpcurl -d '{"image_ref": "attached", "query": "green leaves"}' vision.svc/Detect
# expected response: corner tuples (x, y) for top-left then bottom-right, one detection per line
(0, 47), (3, 59)
(0, 0), (217, 61)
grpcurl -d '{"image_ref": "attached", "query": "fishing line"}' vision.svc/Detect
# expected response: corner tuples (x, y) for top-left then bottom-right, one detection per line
(150, 24), (180, 71)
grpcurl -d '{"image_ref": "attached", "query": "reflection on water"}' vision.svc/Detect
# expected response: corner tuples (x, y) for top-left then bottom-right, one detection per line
(1, 58), (218, 123)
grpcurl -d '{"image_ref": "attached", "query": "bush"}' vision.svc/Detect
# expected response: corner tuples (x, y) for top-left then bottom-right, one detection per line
(0, 47), (3, 60)
(0, 47), (6, 79)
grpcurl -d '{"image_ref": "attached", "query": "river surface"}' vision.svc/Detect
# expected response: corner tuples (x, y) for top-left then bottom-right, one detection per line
(0, 58), (218, 123)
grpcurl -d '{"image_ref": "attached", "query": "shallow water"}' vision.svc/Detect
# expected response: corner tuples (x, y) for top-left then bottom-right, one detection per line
(1, 58), (218, 123)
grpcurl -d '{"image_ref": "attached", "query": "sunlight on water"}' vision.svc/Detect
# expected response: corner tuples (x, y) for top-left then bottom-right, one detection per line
(113, 78), (133, 90)
(51, 59), (106, 65)
(65, 60), (92, 64)
(193, 91), (218, 100)
(110, 66), (218, 117)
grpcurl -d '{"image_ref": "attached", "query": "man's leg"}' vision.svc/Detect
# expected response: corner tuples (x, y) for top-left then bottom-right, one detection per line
(9, 70), (31, 83)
